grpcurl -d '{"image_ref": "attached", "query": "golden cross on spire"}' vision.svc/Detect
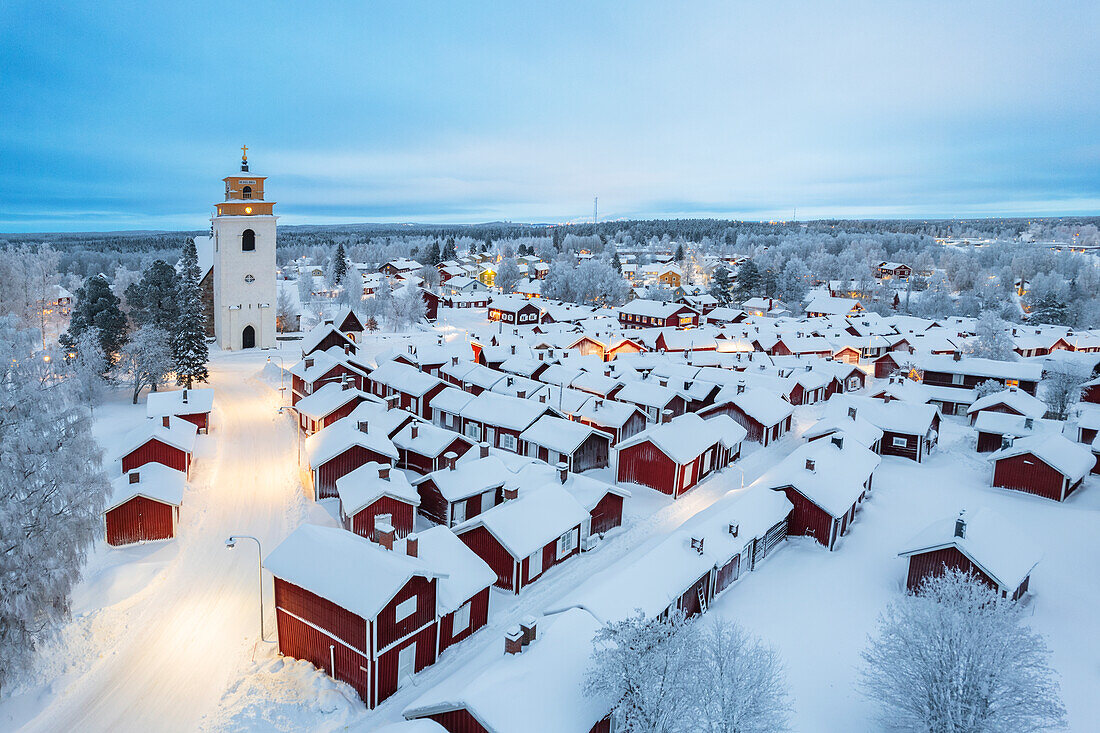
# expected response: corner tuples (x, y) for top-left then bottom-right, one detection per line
(241, 144), (248, 161)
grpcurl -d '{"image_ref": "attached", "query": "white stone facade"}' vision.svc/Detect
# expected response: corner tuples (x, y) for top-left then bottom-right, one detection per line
(211, 213), (277, 350)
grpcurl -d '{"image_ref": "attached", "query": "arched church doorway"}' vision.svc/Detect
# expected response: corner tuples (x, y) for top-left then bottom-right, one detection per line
(242, 325), (256, 349)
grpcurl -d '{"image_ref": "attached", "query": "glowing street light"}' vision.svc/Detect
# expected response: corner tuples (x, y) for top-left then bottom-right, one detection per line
(225, 535), (276, 644)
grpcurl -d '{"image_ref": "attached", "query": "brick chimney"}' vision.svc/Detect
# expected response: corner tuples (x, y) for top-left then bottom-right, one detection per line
(377, 465), (391, 480)
(831, 435), (844, 450)
(519, 616), (538, 646)
(480, 441), (490, 458)
(503, 484), (519, 501)
(411, 424), (419, 440)
(162, 416), (171, 428)
(557, 461), (569, 484)
(517, 390), (526, 399)
(805, 458), (816, 472)
(374, 515), (395, 550)
(661, 409), (672, 424)
(342, 380), (352, 390)
(405, 532), (419, 558)
(736, 381), (745, 395)
(444, 451), (458, 470)
(305, 357), (314, 369)
(954, 511), (966, 539)
(129, 471), (140, 484)
(505, 627), (524, 655)
(358, 420), (369, 433)
(847, 406), (857, 420)
(182, 389), (188, 404)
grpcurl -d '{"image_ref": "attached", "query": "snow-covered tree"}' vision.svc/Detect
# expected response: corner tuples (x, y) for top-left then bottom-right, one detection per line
(777, 258), (811, 305)
(861, 569), (1066, 733)
(735, 260), (761, 300)
(118, 325), (175, 403)
(331, 242), (348, 286)
(611, 250), (623, 274)
(276, 286), (299, 333)
(693, 617), (791, 733)
(296, 272), (313, 305)
(495, 258), (522, 294)
(393, 287), (427, 328)
(967, 311), (1016, 361)
(709, 265), (734, 305)
(442, 237), (457, 261)
(419, 264), (441, 289)
(124, 259), (179, 332)
(172, 240), (209, 388)
(0, 317), (111, 693)
(423, 240), (441, 266)
(585, 612), (698, 733)
(61, 274), (128, 362)
(974, 379), (1003, 399)
(541, 260), (578, 302)
(1042, 367), (1084, 420)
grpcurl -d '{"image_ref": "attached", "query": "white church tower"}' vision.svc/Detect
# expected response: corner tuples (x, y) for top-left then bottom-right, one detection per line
(211, 146), (277, 350)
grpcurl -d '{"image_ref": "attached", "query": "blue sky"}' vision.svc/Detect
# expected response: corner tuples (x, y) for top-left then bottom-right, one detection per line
(2, 1), (1098, 232)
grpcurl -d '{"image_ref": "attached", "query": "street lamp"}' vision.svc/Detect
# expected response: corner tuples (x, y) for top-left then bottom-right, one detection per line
(225, 535), (276, 644)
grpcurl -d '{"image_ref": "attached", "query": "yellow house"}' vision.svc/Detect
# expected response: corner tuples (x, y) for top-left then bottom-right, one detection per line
(478, 265), (497, 287)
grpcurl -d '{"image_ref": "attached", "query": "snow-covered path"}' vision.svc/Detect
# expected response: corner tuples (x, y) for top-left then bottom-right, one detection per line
(20, 353), (310, 733)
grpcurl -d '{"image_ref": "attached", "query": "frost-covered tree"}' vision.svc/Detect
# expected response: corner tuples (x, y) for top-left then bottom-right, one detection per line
(709, 265), (734, 305)
(735, 260), (761, 300)
(118, 325), (175, 403)
(495, 258), (522, 294)
(172, 240), (209, 387)
(419, 264), (441, 289)
(276, 286), (299, 333)
(861, 569), (1066, 733)
(442, 237), (457, 261)
(296, 271), (313, 305)
(61, 274), (128, 362)
(65, 328), (109, 407)
(1042, 367), (1084, 421)
(541, 260), (578, 303)
(392, 287), (427, 328)
(124, 259), (179, 332)
(694, 617), (791, 733)
(967, 311), (1016, 361)
(585, 612), (698, 733)
(331, 242), (348, 285)
(0, 317), (111, 693)
(974, 379), (1003, 400)
(777, 258), (811, 305)
(611, 250), (623, 274)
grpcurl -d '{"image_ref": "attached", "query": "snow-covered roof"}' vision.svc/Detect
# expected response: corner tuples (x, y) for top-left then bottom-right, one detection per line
(429, 386), (476, 415)
(804, 296), (860, 315)
(107, 464), (186, 511)
(413, 455), (514, 502)
(910, 354), (1043, 381)
(396, 526), (495, 613)
(753, 438), (881, 518)
(988, 434), (1093, 482)
(454, 485), (589, 559)
(145, 388), (214, 417)
(300, 323), (355, 356)
(899, 508), (1041, 591)
(966, 388), (1048, 419)
(118, 416), (198, 459)
(519, 415), (610, 455)
(712, 384), (794, 426)
(392, 420), (470, 458)
(304, 416), (399, 466)
(369, 360), (444, 398)
(802, 408), (884, 449)
(616, 413), (745, 464)
(615, 380), (681, 410)
(618, 299), (696, 319)
(336, 462), (420, 516)
(972, 411), (1062, 438)
(830, 394), (939, 436)
(403, 607), (609, 733)
(264, 524), (443, 621)
(460, 392), (551, 432)
(192, 235), (214, 281)
(293, 382), (376, 420)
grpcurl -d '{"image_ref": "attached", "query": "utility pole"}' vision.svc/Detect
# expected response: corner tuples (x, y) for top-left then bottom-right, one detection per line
(594, 196), (598, 225)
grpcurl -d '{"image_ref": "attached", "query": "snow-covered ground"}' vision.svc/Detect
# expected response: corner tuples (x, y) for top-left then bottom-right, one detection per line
(1, 311), (1097, 732)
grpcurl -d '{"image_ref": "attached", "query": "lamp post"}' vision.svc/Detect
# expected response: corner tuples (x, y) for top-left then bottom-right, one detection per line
(225, 535), (275, 644)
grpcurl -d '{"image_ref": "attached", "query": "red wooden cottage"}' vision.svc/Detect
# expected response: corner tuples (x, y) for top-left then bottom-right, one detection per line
(145, 388), (214, 433)
(294, 382), (379, 435)
(104, 464), (185, 546)
(304, 415), (400, 500)
(898, 509), (1040, 600)
(570, 397), (648, 446)
(965, 387), (1048, 425)
(754, 436), (880, 550)
(398, 526), (495, 654)
(614, 381), (687, 424)
(453, 485), (589, 593)
(617, 299), (699, 329)
(616, 413), (746, 498)
(699, 382), (794, 446)
(412, 447), (512, 527)
(300, 322), (357, 358)
(118, 416), (197, 478)
(264, 525), (443, 708)
(988, 434), (1093, 502)
(336, 462), (421, 540)
(367, 360), (447, 420)
(290, 348), (369, 406)
(487, 295), (543, 325)
(392, 420), (474, 474)
(519, 415), (612, 472)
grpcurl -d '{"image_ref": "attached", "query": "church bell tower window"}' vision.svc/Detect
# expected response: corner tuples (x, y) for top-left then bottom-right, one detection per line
(242, 229), (256, 251)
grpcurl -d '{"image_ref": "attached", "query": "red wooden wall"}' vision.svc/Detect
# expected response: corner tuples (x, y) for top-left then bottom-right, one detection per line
(276, 609), (372, 704)
(778, 486), (837, 550)
(121, 439), (190, 476)
(317, 446), (393, 499)
(992, 453), (1065, 501)
(617, 440), (678, 494)
(177, 412), (209, 431)
(438, 586), (491, 652)
(905, 546), (996, 594)
(375, 622), (438, 706)
(350, 495), (416, 540)
(375, 576), (437, 650)
(274, 578), (368, 653)
(589, 493), (624, 536)
(458, 526), (516, 590)
(105, 496), (175, 545)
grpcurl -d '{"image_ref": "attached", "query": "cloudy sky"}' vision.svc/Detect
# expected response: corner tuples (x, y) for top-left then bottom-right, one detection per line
(2, 1), (1098, 232)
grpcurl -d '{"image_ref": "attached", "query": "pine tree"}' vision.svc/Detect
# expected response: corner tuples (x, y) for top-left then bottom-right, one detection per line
(173, 240), (209, 388)
(735, 260), (761, 300)
(60, 274), (128, 363)
(425, 240), (441, 266)
(611, 250), (623, 274)
(124, 259), (179, 332)
(675, 243), (686, 262)
(333, 242), (348, 285)
(709, 265), (733, 304)
(442, 237), (457, 261)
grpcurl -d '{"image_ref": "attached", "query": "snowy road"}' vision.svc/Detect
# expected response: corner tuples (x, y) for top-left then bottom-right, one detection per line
(20, 352), (311, 733)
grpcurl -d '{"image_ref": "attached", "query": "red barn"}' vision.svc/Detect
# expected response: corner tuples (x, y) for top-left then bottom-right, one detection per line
(988, 434), (1093, 502)
(755, 436), (880, 551)
(264, 525), (442, 708)
(616, 413), (746, 497)
(104, 465), (185, 546)
(898, 509), (1040, 600)
(304, 417), (400, 500)
(337, 462), (421, 540)
(118, 416), (197, 478)
(145, 388), (214, 433)
(454, 485), (589, 593)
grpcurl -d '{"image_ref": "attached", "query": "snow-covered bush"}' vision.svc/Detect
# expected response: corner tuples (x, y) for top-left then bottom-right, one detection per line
(860, 569), (1066, 733)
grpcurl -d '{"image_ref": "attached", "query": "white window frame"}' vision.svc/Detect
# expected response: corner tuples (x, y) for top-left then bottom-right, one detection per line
(557, 529), (577, 559)
(891, 436), (908, 448)
(452, 600), (472, 635)
(452, 500), (467, 525)
(501, 433), (517, 452)
(525, 549), (541, 580)
(395, 596), (417, 623)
